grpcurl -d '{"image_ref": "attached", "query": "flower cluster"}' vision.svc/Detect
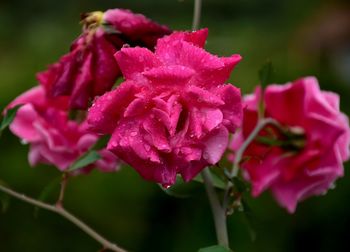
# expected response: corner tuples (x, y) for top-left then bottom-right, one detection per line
(4, 7), (350, 212)
(5, 8), (171, 174)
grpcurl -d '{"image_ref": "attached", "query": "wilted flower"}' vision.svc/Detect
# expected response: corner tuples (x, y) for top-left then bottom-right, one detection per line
(88, 29), (242, 186)
(37, 9), (171, 109)
(230, 77), (350, 213)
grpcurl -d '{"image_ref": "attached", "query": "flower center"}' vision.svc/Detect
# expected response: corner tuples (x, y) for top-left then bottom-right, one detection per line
(81, 11), (104, 32)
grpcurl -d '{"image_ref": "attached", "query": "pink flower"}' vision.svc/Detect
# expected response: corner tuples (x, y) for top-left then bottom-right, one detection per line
(6, 86), (120, 173)
(230, 77), (350, 213)
(87, 29), (242, 186)
(103, 9), (171, 48)
(37, 9), (171, 109)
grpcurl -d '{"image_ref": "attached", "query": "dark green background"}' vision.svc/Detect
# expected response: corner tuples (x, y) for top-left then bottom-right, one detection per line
(1, 0), (350, 251)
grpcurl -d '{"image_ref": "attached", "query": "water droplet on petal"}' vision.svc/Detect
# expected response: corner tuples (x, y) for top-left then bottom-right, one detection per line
(130, 131), (137, 136)
(20, 139), (28, 145)
(162, 184), (171, 189)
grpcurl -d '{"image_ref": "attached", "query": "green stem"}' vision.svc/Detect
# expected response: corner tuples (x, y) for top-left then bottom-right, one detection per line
(192, 0), (202, 30)
(223, 118), (281, 211)
(230, 118), (280, 178)
(201, 168), (229, 248)
(56, 172), (68, 207)
(0, 183), (126, 252)
(192, 0), (229, 248)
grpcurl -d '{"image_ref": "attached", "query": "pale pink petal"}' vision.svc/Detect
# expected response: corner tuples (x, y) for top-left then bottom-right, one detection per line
(202, 126), (228, 164)
(9, 105), (42, 142)
(88, 81), (139, 134)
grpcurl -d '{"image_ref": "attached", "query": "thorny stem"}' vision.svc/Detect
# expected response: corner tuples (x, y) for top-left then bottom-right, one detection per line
(0, 183), (127, 252)
(201, 168), (229, 248)
(192, 0), (202, 30)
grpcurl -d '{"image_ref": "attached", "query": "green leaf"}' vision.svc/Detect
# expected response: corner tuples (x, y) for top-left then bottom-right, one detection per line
(0, 105), (22, 134)
(198, 245), (232, 252)
(241, 199), (257, 242)
(92, 135), (110, 150)
(160, 176), (202, 198)
(193, 171), (226, 190)
(69, 150), (101, 172)
(232, 177), (249, 193)
(258, 60), (273, 88)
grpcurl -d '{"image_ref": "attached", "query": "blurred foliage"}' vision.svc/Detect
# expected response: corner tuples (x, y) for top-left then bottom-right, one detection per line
(1, 0), (350, 251)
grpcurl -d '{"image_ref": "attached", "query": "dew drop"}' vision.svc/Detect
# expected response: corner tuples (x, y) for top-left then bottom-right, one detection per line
(130, 131), (137, 136)
(20, 139), (28, 145)
(162, 184), (171, 189)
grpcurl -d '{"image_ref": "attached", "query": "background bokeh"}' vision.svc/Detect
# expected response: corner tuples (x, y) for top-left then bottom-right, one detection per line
(1, 0), (350, 251)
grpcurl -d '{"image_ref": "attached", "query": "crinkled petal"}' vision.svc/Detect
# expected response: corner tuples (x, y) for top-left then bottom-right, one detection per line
(114, 47), (161, 80)
(184, 86), (224, 106)
(156, 28), (208, 50)
(217, 84), (243, 132)
(142, 65), (195, 86)
(88, 81), (139, 134)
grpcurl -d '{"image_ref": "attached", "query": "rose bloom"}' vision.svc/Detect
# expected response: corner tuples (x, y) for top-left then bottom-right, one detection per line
(6, 86), (119, 173)
(37, 9), (171, 109)
(88, 29), (242, 186)
(230, 77), (350, 213)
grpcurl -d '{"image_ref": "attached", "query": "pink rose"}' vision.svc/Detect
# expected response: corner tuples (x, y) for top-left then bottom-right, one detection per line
(88, 29), (242, 186)
(37, 9), (171, 109)
(6, 86), (120, 173)
(230, 77), (350, 213)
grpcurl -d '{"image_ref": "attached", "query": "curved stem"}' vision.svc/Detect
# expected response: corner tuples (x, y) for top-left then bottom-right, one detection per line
(192, 0), (202, 30)
(0, 183), (127, 252)
(201, 168), (229, 248)
(223, 118), (281, 211)
(230, 118), (280, 179)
